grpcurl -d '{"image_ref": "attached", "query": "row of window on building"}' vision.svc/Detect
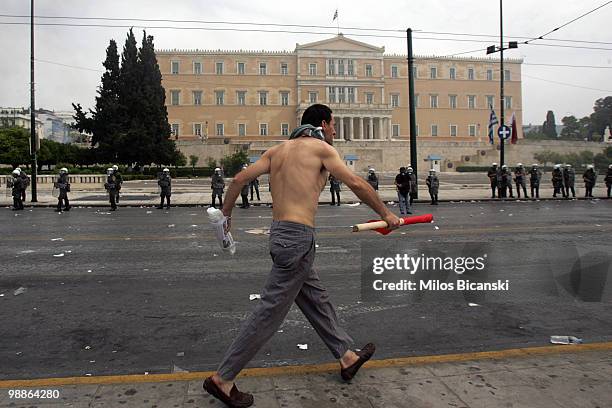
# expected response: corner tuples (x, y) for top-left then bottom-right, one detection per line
(169, 60), (512, 81)
(168, 88), (512, 109)
(170, 123), (482, 138)
(171, 122), (290, 138)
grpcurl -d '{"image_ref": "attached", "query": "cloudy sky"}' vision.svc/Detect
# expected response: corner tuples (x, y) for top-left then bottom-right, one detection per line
(1, 0), (611, 124)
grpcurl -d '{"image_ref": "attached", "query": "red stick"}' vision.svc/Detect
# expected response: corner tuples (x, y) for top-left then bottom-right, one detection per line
(352, 214), (434, 235)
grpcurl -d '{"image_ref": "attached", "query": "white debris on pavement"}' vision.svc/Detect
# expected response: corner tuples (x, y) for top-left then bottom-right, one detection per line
(168, 224), (175, 228)
(13, 287), (26, 296)
(245, 228), (270, 235)
(249, 294), (261, 301)
(53, 253), (65, 257)
(176, 352), (185, 357)
(87, 270), (92, 273)
(468, 303), (480, 307)
(51, 238), (64, 241)
(345, 203), (360, 207)
(84, 346), (91, 350)
(434, 226), (440, 230)
(19, 250), (35, 254)
(297, 344), (308, 350)
(146, 211), (153, 214)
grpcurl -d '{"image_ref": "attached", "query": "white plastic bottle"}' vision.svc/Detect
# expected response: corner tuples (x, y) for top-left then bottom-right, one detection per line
(207, 207), (236, 255)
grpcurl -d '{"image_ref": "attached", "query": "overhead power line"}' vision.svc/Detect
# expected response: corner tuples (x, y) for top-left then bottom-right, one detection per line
(523, 73), (612, 93)
(2, 20), (612, 52)
(2, 13), (611, 45)
(523, 62), (612, 69)
(524, 1), (612, 44)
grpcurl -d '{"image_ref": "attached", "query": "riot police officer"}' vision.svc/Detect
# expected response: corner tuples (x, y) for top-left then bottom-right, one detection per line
(240, 164), (250, 209)
(407, 167), (417, 205)
(366, 167), (379, 191)
(529, 164), (542, 199)
(562, 164), (576, 198)
(583, 164), (597, 198)
(249, 176), (261, 201)
(157, 168), (172, 209)
(104, 167), (118, 210)
(514, 163), (528, 198)
(501, 165), (514, 198)
(112, 165), (123, 203)
(9, 169), (24, 210)
(211, 167), (225, 208)
(605, 164), (612, 198)
(551, 164), (563, 198)
(329, 174), (341, 206)
(487, 163), (499, 198)
(55, 167), (71, 212)
(19, 168), (30, 203)
(426, 169), (439, 205)
(395, 167), (411, 214)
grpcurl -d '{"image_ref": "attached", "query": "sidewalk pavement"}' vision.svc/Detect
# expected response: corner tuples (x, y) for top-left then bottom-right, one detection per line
(2, 181), (610, 208)
(0, 344), (610, 407)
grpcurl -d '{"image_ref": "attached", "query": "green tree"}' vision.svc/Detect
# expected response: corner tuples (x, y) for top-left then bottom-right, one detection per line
(189, 154), (199, 174)
(220, 150), (248, 176)
(560, 116), (581, 140)
(542, 110), (557, 138)
(590, 96), (612, 138)
(0, 127), (30, 167)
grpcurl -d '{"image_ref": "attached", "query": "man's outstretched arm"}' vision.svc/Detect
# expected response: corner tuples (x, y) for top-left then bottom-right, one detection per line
(321, 145), (400, 228)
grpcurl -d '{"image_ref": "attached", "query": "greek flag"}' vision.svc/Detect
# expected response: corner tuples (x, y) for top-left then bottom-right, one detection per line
(488, 106), (498, 144)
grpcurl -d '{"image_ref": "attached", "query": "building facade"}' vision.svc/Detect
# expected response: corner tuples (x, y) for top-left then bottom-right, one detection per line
(157, 34), (522, 142)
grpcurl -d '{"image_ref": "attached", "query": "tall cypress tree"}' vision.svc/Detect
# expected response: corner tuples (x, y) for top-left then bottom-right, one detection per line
(117, 28), (144, 165)
(542, 110), (557, 138)
(73, 29), (179, 168)
(73, 39), (121, 162)
(138, 31), (174, 164)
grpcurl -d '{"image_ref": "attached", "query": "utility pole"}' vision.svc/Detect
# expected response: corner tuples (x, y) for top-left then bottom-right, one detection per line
(499, 0), (505, 166)
(406, 28), (418, 198)
(486, 0), (517, 167)
(30, 0), (38, 202)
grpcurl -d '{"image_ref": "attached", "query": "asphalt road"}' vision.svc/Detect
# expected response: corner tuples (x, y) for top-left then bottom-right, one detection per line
(1, 200), (611, 380)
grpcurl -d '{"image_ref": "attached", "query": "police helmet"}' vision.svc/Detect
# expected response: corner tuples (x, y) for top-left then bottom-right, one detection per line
(12, 169), (20, 175)
(112, 165), (119, 171)
(163, 168), (170, 172)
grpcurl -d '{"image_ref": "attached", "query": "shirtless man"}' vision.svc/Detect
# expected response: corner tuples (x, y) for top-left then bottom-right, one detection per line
(203, 104), (401, 407)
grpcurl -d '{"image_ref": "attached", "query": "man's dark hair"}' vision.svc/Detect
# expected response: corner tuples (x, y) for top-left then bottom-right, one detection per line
(301, 104), (332, 127)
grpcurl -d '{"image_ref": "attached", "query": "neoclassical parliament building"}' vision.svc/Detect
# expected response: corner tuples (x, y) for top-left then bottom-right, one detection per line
(156, 35), (523, 171)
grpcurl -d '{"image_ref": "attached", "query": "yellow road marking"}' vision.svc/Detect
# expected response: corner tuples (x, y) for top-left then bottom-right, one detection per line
(1, 342), (610, 388)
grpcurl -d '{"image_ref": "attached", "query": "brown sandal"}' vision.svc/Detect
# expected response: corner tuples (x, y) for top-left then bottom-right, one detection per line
(341, 343), (376, 381)
(203, 376), (254, 408)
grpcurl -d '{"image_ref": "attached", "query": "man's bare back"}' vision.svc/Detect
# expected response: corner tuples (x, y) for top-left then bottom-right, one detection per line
(267, 138), (329, 227)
